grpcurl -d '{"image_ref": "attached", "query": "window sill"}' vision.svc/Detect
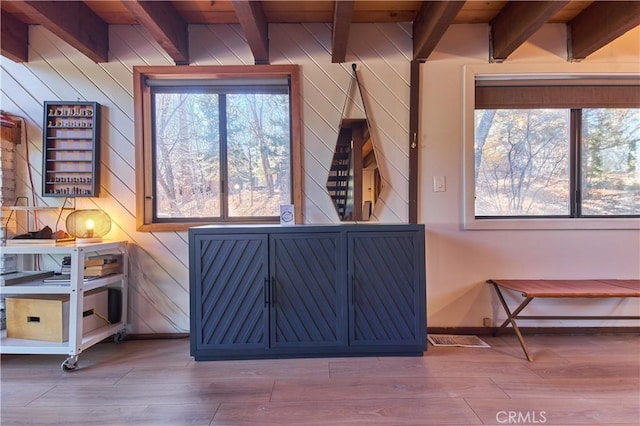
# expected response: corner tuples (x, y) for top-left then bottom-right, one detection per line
(463, 217), (640, 231)
(137, 220), (283, 232)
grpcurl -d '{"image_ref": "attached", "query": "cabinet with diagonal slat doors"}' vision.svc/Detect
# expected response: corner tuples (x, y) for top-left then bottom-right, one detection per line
(189, 224), (425, 361)
(269, 232), (347, 350)
(191, 233), (270, 355)
(348, 231), (425, 349)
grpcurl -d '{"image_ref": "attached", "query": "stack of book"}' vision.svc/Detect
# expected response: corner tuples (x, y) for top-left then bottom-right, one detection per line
(61, 254), (122, 278)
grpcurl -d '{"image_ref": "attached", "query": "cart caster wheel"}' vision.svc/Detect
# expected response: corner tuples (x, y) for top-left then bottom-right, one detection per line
(61, 358), (78, 372)
(114, 331), (126, 343)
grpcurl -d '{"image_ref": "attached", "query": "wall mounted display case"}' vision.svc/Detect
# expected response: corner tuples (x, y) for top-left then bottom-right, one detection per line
(43, 101), (100, 197)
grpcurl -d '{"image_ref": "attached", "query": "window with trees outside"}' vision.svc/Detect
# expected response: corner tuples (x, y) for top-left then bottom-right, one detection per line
(133, 66), (301, 231)
(471, 77), (639, 227)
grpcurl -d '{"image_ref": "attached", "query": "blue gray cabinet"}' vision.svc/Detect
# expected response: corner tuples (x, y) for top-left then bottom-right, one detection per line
(269, 232), (346, 349)
(191, 234), (269, 353)
(189, 224), (426, 360)
(349, 231), (425, 349)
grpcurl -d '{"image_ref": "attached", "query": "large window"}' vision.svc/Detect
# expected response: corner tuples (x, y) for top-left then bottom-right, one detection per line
(466, 73), (640, 229)
(134, 66), (301, 231)
(475, 108), (639, 217)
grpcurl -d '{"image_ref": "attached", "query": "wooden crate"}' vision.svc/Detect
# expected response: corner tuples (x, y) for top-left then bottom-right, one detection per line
(6, 289), (109, 342)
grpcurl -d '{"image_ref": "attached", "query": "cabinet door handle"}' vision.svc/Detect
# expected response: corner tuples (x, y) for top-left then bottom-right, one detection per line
(351, 276), (355, 306)
(264, 278), (269, 307)
(271, 276), (276, 306)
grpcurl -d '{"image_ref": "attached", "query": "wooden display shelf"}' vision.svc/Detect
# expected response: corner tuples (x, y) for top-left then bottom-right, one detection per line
(42, 101), (100, 198)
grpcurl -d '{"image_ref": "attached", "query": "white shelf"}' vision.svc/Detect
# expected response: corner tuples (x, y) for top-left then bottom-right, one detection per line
(0, 330), (71, 354)
(1, 240), (126, 254)
(0, 273), (125, 295)
(0, 322), (126, 354)
(4, 206), (60, 211)
(1, 281), (71, 295)
(83, 273), (126, 292)
(0, 240), (128, 369)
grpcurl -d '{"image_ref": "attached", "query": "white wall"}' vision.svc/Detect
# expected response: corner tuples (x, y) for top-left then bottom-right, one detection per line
(421, 25), (640, 327)
(0, 23), (411, 333)
(2, 22), (638, 332)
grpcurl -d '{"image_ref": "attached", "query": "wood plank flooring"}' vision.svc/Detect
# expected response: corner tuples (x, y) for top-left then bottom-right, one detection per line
(1, 334), (639, 425)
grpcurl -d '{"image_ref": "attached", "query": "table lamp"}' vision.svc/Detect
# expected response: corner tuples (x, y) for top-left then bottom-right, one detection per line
(65, 209), (111, 242)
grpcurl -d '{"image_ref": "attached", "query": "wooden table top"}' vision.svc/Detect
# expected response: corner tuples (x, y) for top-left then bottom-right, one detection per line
(487, 279), (640, 298)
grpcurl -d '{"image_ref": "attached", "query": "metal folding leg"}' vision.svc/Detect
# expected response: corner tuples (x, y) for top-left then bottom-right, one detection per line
(489, 282), (535, 362)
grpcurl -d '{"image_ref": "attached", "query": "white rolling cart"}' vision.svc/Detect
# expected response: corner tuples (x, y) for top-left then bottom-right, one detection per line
(0, 240), (128, 371)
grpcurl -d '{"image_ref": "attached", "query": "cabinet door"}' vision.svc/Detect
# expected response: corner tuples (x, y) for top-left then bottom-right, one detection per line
(348, 231), (425, 347)
(191, 234), (269, 352)
(270, 232), (346, 348)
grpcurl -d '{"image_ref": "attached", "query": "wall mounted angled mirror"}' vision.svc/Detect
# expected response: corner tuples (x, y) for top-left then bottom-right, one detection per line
(326, 64), (382, 221)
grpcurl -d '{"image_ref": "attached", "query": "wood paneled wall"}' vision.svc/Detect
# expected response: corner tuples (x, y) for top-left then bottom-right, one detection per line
(0, 23), (411, 333)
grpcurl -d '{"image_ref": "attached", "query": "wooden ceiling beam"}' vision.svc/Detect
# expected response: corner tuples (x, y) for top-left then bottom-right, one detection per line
(1, 11), (28, 63)
(6, 0), (108, 63)
(568, 1), (640, 61)
(413, 1), (465, 62)
(232, 1), (269, 64)
(332, 0), (354, 63)
(122, 1), (189, 65)
(490, 1), (569, 63)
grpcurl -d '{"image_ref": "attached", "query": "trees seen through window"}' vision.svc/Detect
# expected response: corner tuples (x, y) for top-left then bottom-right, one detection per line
(474, 108), (639, 217)
(133, 65), (301, 231)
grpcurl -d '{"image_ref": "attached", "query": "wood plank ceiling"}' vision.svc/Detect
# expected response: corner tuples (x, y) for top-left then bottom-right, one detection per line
(1, 1), (639, 65)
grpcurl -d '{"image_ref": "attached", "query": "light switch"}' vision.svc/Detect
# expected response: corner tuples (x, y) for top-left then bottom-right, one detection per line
(433, 176), (446, 192)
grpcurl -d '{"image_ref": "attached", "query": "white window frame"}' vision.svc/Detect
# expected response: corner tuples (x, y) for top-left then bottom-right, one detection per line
(462, 63), (640, 230)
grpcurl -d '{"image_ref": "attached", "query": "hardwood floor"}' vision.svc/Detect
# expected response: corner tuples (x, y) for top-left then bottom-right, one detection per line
(1, 334), (639, 425)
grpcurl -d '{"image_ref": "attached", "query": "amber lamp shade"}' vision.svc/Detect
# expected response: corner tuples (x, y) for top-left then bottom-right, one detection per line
(66, 209), (111, 242)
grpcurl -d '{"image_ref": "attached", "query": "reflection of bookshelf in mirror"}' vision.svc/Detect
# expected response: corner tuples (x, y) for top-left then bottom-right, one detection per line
(42, 101), (100, 198)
